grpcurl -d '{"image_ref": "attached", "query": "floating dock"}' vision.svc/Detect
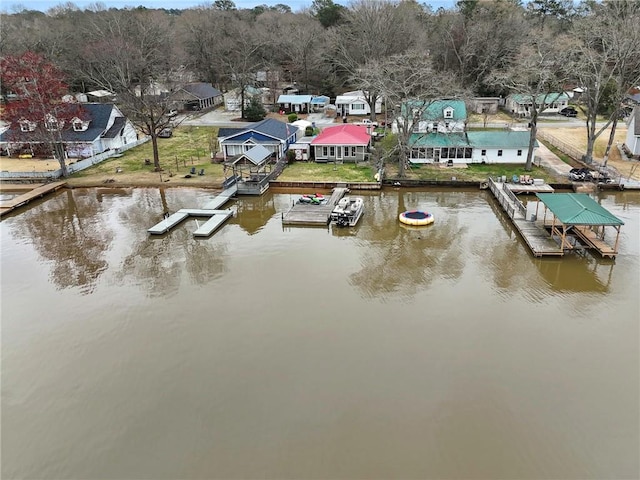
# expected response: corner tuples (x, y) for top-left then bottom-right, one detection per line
(488, 178), (564, 257)
(0, 181), (66, 217)
(281, 187), (349, 226)
(148, 185), (236, 237)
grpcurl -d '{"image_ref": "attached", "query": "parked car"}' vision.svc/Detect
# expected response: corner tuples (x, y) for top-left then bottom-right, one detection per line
(158, 128), (173, 138)
(167, 109), (178, 118)
(559, 107), (578, 117)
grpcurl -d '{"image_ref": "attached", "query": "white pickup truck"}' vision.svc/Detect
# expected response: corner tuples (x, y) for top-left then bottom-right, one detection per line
(354, 119), (378, 127)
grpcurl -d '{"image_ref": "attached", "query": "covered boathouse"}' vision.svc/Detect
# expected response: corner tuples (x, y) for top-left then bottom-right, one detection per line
(534, 193), (625, 258)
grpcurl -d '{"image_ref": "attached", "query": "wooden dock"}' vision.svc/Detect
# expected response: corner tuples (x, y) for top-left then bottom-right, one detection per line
(281, 187), (349, 226)
(148, 186), (236, 237)
(0, 182), (66, 217)
(488, 178), (564, 257)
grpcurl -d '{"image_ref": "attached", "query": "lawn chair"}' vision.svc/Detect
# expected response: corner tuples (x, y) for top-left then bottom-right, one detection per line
(198, 168), (205, 176)
(190, 167), (196, 175)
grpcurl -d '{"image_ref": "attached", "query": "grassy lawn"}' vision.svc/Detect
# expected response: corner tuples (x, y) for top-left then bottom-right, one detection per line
(278, 161), (377, 182)
(384, 161), (561, 183)
(72, 126), (222, 178)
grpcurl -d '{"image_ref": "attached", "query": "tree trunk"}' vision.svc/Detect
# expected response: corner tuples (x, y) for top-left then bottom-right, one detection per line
(583, 115), (597, 164)
(602, 115), (619, 168)
(151, 134), (161, 171)
(54, 142), (68, 177)
(240, 85), (246, 119)
(525, 112), (538, 171)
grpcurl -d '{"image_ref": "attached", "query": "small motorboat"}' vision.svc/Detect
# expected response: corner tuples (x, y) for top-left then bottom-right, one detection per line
(331, 196), (364, 227)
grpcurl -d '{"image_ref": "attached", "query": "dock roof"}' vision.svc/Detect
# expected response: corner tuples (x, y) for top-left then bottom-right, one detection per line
(536, 193), (624, 226)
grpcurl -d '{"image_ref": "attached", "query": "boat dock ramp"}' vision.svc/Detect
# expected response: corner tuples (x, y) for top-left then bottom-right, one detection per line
(0, 182), (66, 217)
(281, 187), (349, 226)
(148, 184), (237, 237)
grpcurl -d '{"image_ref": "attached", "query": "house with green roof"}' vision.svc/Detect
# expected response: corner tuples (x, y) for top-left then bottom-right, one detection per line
(399, 99), (467, 133)
(505, 92), (569, 117)
(408, 130), (536, 164)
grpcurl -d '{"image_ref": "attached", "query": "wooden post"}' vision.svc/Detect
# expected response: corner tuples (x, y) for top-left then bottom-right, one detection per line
(613, 226), (621, 253)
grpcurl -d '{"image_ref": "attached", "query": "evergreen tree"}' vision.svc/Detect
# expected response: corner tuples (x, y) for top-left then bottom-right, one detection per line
(244, 97), (266, 122)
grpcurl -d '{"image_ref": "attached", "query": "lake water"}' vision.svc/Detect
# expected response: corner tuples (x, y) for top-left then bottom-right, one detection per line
(1, 187), (638, 479)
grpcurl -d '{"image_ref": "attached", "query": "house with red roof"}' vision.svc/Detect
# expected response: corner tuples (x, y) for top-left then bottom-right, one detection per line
(310, 124), (371, 163)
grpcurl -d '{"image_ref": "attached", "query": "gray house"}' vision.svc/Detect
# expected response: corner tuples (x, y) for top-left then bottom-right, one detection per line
(0, 103), (137, 159)
(174, 82), (223, 111)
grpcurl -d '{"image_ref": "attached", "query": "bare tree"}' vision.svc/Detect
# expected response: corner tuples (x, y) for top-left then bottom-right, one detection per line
(570, 0), (640, 164)
(488, 35), (569, 170)
(330, 0), (424, 121)
(76, 9), (179, 171)
(368, 51), (465, 177)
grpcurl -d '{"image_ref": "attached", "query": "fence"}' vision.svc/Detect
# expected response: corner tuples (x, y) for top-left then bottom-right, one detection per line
(537, 130), (585, 161)
(1, 137), (149, 180)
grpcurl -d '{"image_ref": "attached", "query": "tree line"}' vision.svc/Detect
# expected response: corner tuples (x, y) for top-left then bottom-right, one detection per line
(1, 0), (639, 173)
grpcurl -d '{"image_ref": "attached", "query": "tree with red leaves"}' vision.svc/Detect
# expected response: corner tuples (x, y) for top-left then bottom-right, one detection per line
(1, 52), (84, 177)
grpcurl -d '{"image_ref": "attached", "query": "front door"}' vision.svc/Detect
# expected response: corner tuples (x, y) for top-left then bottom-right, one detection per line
(336, 146), (343, 160)
(434, 149), (440, 163)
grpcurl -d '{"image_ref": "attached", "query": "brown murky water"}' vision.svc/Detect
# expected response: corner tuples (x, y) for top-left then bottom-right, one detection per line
(1, 187), (638, 479)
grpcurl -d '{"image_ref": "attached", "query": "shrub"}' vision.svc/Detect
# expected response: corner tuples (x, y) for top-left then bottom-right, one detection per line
(286, 150), (297, 163)
(244, 97), (266, 122)
(304, 126), (314, 136)
(288, 113), (298, 123)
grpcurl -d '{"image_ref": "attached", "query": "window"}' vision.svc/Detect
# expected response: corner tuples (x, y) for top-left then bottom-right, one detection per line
(351, 146), (357, 157)
(73, 121), (83, 131)
(19, 120), (36, 132)
(443, 107), (454, 119)
(322, 147), (328, 157)
(481, 149), (487, 156)
(498, 150), (503, 157)
(426, 148), (434, 158)
(45, 115), (59, 131)
(444, 122), (450, 129)
(517, 149), (522, 156)
(329, 146), (335, 157)
(441, 148), (449, 158)
(456, 147), (464, 159)
(352, 103), (364, 111)
(465, 148), (472, 158)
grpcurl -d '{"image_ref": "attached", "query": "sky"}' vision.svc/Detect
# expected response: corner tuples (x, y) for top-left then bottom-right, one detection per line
(2, 0), (457, 13)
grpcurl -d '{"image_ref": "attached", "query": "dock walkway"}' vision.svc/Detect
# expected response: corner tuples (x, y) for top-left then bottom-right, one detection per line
(281, 187), (349, 226)
(148, 185), (236, 237)
(0, 182), (66, 217)
(488, 178), (564, 257)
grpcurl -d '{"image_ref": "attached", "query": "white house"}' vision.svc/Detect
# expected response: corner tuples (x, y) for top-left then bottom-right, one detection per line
(224, 86), (265, 111)
(397, 99), (467, 134)
(408, 131), (535, 165)
(624, 106), (640, 158)
(0, 103), (138, 158)
(505, 93), (569, 117)
(335, 90), (382, 116)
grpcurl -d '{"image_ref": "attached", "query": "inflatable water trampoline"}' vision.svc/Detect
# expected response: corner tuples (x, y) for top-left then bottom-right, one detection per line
(399, 210), (434, 226)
